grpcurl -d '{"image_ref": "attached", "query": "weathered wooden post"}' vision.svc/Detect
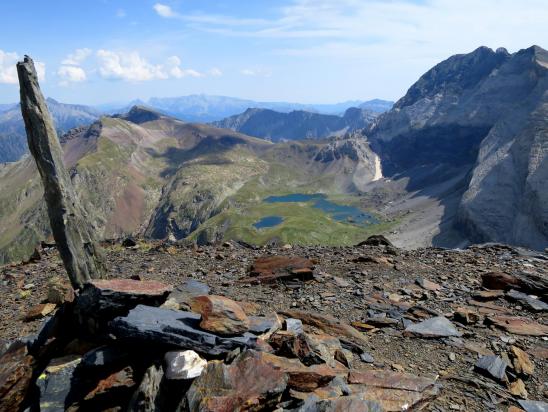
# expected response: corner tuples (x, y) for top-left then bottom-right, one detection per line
(17, 56), (106, 289)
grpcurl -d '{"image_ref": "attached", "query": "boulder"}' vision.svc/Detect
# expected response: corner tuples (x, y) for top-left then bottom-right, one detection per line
(164, 350), (207, 380)
(110, 305), (257, 356)
(83, 366), (136, 404)
(185, 350), (288, 411)
(279, 310), (368, 345)
(518, 400), (548, 412)
(347, 369), (439, 411)
(37, 355), (82, 412)
(356, 235), (394, 247)
(191, 295), (250, 336)
(248, 313), (282, 339)
(75, 279), (172, 333)
(416, 277), (441, 291)
(475, 355), (508, 381)
(162, 279), (210, 310)
(245, 255), (315, 283)
(286, 318), (304, 334)
(46, 276), (75, 305)
(486, 315), (548, 336)
(404, 316), (461, 338)
(506, 289), (548, 312)
(511, 345), (535, 376)
(128, 363), (164, 412)
(299, 395), (384, 411)
(24, 303), (57, 321)
(0, 341), (35, 411)
(482, 272), (520, 291)
(81, 345), (131, 369)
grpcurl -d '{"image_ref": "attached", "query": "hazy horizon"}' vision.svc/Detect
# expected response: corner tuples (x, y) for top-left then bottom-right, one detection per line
(1, 0), (546, 105)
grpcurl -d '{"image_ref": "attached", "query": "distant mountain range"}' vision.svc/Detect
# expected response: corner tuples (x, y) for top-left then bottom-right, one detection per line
(0, 98), (101, 163)
(134, 95), (393, 122)
(213, 107), (377, 141)
(0, 96), (393, 163)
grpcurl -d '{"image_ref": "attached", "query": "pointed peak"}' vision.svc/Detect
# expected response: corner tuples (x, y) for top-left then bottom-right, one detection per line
(119, 105), (164, 124)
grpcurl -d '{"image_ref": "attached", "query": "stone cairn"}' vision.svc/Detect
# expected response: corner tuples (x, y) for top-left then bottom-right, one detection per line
(0, 56), (443, 411)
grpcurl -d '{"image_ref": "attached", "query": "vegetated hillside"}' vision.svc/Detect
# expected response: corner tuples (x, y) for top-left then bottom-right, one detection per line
(0, 106), (384, 264)
(212, 107), (377, 141)
(0, 98), (101, 162)
(368, 45), (548, 250)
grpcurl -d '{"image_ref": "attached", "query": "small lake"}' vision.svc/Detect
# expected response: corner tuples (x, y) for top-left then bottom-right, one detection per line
(253, 215), (284, 229)
(264, 193), (378, 226)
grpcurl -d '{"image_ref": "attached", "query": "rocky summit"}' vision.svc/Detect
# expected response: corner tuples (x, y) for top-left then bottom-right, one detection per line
(0, 238), (546, 411)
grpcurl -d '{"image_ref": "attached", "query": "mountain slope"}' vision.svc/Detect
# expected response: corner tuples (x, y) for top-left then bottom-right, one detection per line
(369, 45), (548, 250)
(212, 107), (376, 141)
(0, 98), (101, 162)
(0, 107), (385, 263)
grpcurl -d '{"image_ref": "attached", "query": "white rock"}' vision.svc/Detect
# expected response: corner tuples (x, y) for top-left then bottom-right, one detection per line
(164, 350), (207, 380)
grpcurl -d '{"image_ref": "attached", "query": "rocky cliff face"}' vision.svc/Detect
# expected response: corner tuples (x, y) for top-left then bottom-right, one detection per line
(212, 107), (376, 142)
(369, 45), (548, 250)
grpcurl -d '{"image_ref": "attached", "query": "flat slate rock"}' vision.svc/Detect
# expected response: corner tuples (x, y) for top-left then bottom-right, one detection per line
(506, 289), (548, 312)
(245, 256), (315, 284)
(109, 305), (258, 356)
(518, 400), (548, 412)
(77, 279), (173, 320)
(475, 355), (508, 381)
(405, 316), (462, 338)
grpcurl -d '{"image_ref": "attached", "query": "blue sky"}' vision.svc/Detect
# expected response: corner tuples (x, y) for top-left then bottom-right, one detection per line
(0, 0), (546, 105)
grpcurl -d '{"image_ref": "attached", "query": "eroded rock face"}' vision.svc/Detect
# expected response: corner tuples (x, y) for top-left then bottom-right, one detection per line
(369, 45), (548, 250)
(16, 56), (106, 288)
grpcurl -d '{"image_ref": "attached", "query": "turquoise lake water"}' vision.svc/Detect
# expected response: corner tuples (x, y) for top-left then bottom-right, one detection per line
(259, 193), (378, 226)
(253, 215), (284, 229)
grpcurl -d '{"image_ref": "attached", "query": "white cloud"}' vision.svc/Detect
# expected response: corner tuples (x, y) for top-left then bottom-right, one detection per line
(95, 51), (204, 81)
(172, 0), (547, 62)
(61, 48), (92, 66)
(241, 68), (271, 77)
(0, 50), (20, 84)
(58, 65), (86, 85)
(96, 49), (168, 81)
(0, 50), (45, 84)
(166, 56), (204, 78)
(116, 8), (127, 18)
(153, 3), (177, 18)
(209, 67), (223, 77)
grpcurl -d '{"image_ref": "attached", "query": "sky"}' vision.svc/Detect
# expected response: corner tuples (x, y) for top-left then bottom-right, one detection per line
(0, 0), (546, 105)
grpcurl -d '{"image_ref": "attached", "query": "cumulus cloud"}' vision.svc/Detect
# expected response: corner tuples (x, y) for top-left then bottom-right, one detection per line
(153, 3), (177, 18)
(96, 50), (203, 81)
(96, 49), (168, 81)
(58, 65), (86, 85)
(166, 56), (204, 78)
(0, 49), (45, 84)
(61, 48), (92, 66)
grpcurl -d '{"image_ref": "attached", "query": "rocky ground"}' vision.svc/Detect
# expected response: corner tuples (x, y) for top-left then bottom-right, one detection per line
(0, 237), (547, 411)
